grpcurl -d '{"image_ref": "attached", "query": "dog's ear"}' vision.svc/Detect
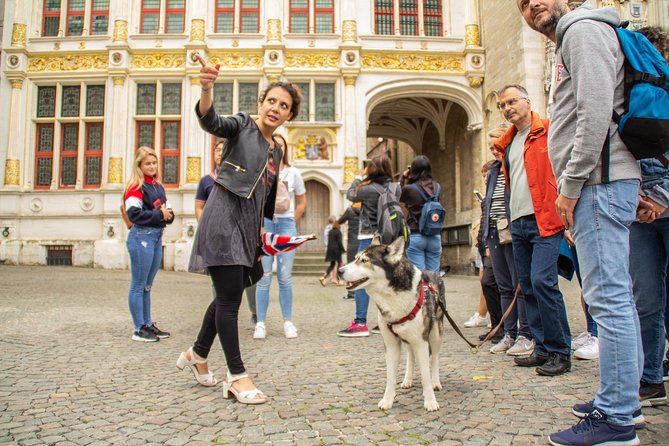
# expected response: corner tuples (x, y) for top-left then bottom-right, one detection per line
(386, 236), (405, 262)
(371, 235), (382, 246)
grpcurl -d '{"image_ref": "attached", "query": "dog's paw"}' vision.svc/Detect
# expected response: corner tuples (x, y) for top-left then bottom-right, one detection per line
(400, 379), (413, 389)
(424, 399), (440, 412)
(378, 398), (394, 410)
(432, 381), (442, 391)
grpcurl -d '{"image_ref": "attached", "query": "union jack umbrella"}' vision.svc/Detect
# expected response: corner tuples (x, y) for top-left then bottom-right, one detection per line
(260, 232), (317, 256)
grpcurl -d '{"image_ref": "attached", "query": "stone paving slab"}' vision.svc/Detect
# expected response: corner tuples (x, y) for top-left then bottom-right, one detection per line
(0, 265), (667, 445)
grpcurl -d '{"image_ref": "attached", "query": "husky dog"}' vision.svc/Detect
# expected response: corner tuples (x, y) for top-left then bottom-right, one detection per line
(339, 236), (446, 411)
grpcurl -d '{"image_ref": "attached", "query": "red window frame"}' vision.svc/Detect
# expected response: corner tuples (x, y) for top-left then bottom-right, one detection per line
(160, 120), (181, 187)
(66, 0), (85, 36)
(59, 123), (79, 189)
(84, 123), (103, 188)
(314, 0), (334, 33)
(289, 0), (309, 33)
(42, 0), (61, 37)
(165, 0), (186, 33)
(423, 0), (442, 36)
(35, 123), (55, 190)
(399, 0), (419, 36)
(239, 0), (260, 33)
(374, 0), (394, 35)
(90, 0), (110, 35)
(214, 0), (235, 33)
(140, 0), (161, 33)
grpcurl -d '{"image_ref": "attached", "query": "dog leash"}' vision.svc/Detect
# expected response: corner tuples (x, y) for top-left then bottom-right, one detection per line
(439, 285), (521, 354)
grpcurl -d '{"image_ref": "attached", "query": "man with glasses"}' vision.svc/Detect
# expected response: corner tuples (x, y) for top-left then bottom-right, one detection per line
(492, 85), (571, 376)
(516, 1), (643, 445)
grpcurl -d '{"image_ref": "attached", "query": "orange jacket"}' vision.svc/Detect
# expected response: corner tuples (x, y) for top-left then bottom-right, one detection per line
(493, 112), (564, 238)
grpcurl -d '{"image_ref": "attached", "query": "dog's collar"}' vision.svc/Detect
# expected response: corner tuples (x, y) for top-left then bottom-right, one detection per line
(387, 281), (434, 329)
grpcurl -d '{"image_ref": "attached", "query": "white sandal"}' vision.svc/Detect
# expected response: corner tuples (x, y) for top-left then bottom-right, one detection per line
(222, 372), (267, 404)
(176, 347), (217, 387)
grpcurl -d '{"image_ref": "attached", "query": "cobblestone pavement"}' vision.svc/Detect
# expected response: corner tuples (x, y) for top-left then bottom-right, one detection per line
(0, 265), (667, 446)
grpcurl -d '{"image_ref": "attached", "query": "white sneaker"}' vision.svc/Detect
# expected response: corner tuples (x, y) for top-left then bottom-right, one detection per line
(284, 321), (298, 339)
(464, 312), (490, 328)
(571, 331), (589, 350)
(489, 334), (514, 354)
(506, 335), (535, 356)
(574, 335), (599, 360)
(253, 322), (266, 339)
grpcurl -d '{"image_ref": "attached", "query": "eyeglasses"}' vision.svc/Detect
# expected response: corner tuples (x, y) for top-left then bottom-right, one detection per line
(497, 97), (528, 110)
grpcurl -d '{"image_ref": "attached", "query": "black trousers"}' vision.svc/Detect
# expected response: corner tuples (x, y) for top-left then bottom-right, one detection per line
(480, 255), (502, 331)
(193, 265), (248, 375)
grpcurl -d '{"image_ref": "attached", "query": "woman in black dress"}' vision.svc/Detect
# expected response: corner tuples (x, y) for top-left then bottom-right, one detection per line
(177, 55), (301, 404)
(320, 220), (346, 286)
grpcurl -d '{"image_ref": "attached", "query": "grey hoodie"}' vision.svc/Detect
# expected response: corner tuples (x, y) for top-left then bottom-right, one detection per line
(549, 4), (639, 198)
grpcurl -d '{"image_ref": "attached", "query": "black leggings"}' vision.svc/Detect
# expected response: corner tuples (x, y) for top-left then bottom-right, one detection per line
(193, 265), (248, 375)
(324, 261), (338, 276)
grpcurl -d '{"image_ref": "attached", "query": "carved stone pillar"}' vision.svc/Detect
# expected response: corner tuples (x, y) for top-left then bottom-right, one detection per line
(4, 79), (25, 186)
(343, 76), (359, 184)
(186, 77), (204, 184)
(107, 76), (127, 185)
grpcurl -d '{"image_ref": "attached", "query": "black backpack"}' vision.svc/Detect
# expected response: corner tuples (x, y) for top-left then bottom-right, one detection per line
(371, 182), (409, 245)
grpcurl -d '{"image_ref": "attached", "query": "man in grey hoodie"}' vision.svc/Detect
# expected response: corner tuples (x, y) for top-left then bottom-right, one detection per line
(517, 1), (642, 446)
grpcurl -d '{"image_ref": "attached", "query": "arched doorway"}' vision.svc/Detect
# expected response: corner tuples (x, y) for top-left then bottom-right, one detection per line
(297, 180), (330, 252)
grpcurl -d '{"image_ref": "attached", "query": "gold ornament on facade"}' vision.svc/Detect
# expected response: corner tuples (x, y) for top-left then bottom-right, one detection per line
(267, 19), (282, 42)
(209, 52), (263, 68)
(465, 24), (481, 47)
(186, 157), (201, 183)
(342, 20), (358, 43)
(78, 41), (86, 49)
(4, 159), (20, 185)
(344, 157), (359, 183)
(108, 158), (123, 184)
(112, 76), (125, 86)
(28, 54), (108, 72)
(113, 20), (128, 43)
(132, 53), (186, 69)
(361, 52), (464, 72)
(190, 77), (201, 85)
(467, 77), (483, 88)
(284, 52), (340, 68)
(11, 23), (27, 47)
(294, 135), (331, 161)
(190, 19), (205, 42)
(343, 76), (356, 86)
(10, 79), (24, 89)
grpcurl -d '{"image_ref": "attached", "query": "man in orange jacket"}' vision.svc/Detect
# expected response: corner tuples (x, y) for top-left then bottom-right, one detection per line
(493, 84), (571, 376)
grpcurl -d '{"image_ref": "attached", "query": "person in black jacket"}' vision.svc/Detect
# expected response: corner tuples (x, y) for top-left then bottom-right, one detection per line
(338, 203), (361, 299)
(178, 54), (301, 405)
(320, 219), (346, 286)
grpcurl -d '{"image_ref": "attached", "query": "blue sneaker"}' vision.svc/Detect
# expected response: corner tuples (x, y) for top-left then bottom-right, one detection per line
(549, 409), (639, 446)
(572, 401), (645, 428)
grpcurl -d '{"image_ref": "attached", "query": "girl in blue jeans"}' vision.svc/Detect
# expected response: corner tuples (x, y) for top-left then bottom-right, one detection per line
(124, 146), (174, 342)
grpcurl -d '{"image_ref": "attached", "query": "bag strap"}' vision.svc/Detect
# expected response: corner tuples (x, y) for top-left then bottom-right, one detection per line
(411, 182), (438, 202)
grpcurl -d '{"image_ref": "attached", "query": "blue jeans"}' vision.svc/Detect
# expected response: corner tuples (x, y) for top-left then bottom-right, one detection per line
(126, 225), (163, 331)
(510, 215), (570, 357)
(629, 217), (669, 384)
(569, 245), (598, 337)
(256, 217), (297, 322)
(487, 226), (531, 339)
(571, 180), (642, 426)
(354, 237), (373, 324)
(406, 233), (442, 272)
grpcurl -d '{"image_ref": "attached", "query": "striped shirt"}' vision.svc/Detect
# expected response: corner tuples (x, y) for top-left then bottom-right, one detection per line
(489, 171), (506, 222)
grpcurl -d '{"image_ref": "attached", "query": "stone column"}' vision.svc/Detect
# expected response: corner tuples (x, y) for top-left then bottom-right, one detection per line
(107, 76), (127, 186)
(340, 17), (361, 184)
(4, 79), (25, 187)
(464, 0), (485, 89)
(185, 77), (204, 184)
(342, 76), (358, 184)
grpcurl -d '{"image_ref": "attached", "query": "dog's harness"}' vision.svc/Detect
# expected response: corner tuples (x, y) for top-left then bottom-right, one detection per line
(387, 280), (435, 337)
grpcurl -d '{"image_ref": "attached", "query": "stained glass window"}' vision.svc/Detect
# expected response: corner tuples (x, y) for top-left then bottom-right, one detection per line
(62, 125), (79, 151)
(165, 0), (185, 33)
(162, 156), (179, 184)
(141, 0), (160, 33)
(399, 0), (418, 36)
(137, 84), (157, 115)
(37, 87), (56, 118)
(315, 0), (334, 33)
(162, 122), (179, 149)
(375, 0), (393, 35)
(60, 157), (77, 186)
(137, 122), (155, 148)
(213, 83), (233, 115)
(85, 157), (101, 186)
(43, 0), (61, 37)
(60, 124), (79, 187)
(240, 13), (258, 33)
(37, 158), (53, 187)
(85, 123), (103, 186)
(38, 125), (54, 152)
(238, 83), (259, 114)
(61, 86), (81, 117)
(87, 124), (103, 150)
(423, 0), (442, 37)
(290, 0), (309, 33)
(161, 83), (182, 115)
(66, 0), (85, 36)
(86, 85), (105, 116)
(293, 82), (309, 121)
(315, 83), (335, 122)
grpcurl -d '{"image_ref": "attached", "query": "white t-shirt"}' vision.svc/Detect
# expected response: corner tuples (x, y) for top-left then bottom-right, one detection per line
(275, 165), (306, 218)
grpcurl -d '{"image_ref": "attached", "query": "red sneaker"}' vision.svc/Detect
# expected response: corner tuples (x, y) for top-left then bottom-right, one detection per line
(337, 321), (370, 337)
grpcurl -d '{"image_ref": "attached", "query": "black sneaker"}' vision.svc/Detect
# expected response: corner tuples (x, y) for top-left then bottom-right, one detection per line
(549, 408), (638, 446)
(663, 360), (669, 382)
(639, 380), (667, 407)
(572, 401), (645, 428)
(370, 326), (381, 334)
(536, 353), (571, 376)
(132, 326), (159, 342)
(146, 323), (170, 339)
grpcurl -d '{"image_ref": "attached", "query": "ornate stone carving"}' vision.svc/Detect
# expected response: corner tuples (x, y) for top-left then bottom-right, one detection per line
(191, 19), (205, 42)
(467, 77), (483, 88)
(113, 19), (128, 43)
(78, 41), (86, 49)
(344, 157), (359, 184)
(209, 52), (263, 68)
(7, 55), (20, 68)
(465, 24), (481, 47)
(267, 19), (282, 42)
(132, 53), (186, 69)
(108, 157), (123, 184)
(112, 76), (125, 86)
(190, 77), (201, 85)
(28, 54), (108, 72)
(361, 52), (464, 72)
(343, 76), (356, 86)
(30, 198), (43, 213)
(284, 52), (340, 68)
(80, 197), (95, 212)
(11, 23), (27, 47)
(10, 79), (24, 89)
(342, 20), (358, 43)
(186, 157), (201, 183)
(111, 51), (123, 65)
(4, 160), (20, 185)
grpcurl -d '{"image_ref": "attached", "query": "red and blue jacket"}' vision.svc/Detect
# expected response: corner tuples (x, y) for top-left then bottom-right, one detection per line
(124, 175), (174, 228)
